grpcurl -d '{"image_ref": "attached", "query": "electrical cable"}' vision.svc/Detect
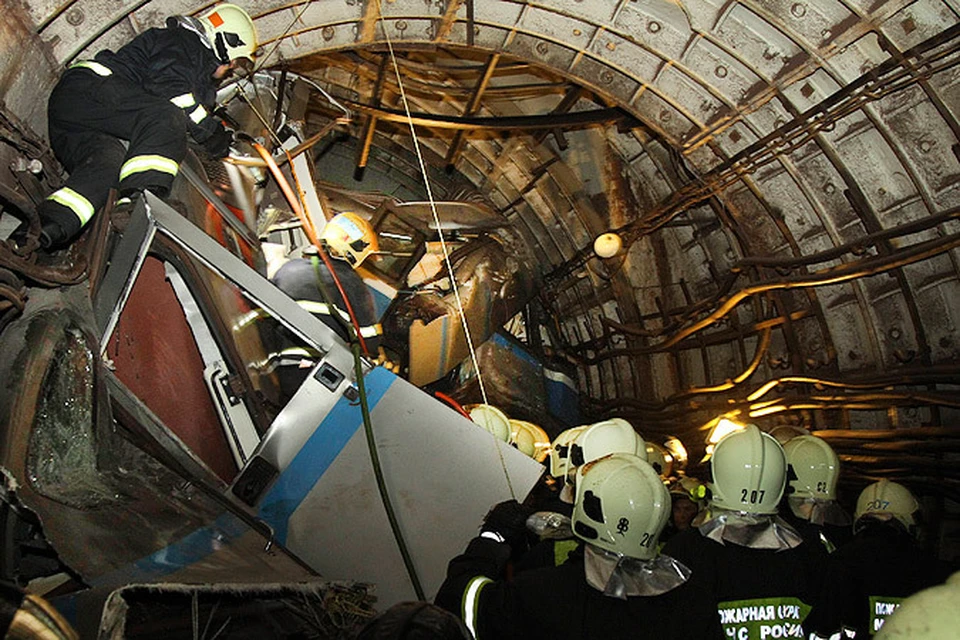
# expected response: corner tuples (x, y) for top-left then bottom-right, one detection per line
(351, 341), (425, 600)
(374, 0), (517, 500)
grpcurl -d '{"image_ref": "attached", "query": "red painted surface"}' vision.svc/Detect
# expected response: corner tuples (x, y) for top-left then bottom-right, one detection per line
(105, 256), (238, 483)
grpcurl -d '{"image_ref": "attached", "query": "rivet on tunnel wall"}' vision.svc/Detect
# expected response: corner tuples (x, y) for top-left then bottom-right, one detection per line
(919, 140), (933, 153)
(889, 327), (902, 340)
(66, 8), (85, 26)
(791, 3), (807, 17)
(322, 26), (336, 41)
(648, 21), (661, 33)
(600, 70), (615, 84)
(606, 41), (617, 51)
(537, 41), (549, 55)
(573, 29), (582, 36)
(823, 183), (836, 195)
(395, 20), (407, 31)
(715, 65), (728, 78)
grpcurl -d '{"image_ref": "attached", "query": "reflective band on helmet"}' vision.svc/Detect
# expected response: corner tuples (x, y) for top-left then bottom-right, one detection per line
(48, 187), (95, 224)
(69, 60), (112, 76)
(188, 105), (208, 124)
(119, 155), (179, 181)
(296, 300), (381, 338)
(462, 576), (492, 639)
(169, 93), (196, 108)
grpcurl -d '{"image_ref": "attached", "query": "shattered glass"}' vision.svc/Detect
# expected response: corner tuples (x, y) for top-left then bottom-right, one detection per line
(27, 325), (112, 508)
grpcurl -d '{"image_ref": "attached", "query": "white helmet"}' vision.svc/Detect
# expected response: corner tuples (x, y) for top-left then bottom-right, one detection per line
(467, 404), (510, 442)
(875, 571), (960, 640)
(549, 426), (588, 478)
(784, 435), (840, 500)
(568, 419), (647, 475)
(709, 424), (786, 515)
(319, 212), (379, 268)
(199, 4), (258, 63)
(645, 442), (673, 478)
(855, 479), (919, 532)
(572, 454), (670, 560)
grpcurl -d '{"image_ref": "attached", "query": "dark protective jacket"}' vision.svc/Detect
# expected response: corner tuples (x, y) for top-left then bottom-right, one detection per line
(96, 17), (224, 145)
(35, 17), (228, 247)
(271, 257), (382, 354)
(663, 526), (828, 640)
(435, 538), (724, 640)
(804, 522), (954, 638)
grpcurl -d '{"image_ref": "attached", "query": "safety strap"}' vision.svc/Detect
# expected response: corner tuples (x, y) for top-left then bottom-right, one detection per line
(69, 60), (112, 76)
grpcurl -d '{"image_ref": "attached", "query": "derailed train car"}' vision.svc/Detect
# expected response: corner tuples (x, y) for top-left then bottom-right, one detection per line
(0, 72), (544, 635)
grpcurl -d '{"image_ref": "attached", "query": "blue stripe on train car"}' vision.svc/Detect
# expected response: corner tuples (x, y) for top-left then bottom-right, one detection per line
(544, 367), (580, 427)
(257, 366), (395, 543)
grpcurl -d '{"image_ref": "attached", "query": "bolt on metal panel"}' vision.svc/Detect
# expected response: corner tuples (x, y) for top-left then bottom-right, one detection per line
(880, 0), (959, 51)
(715, 4), (806, 82)
(682, 37), (767, 108)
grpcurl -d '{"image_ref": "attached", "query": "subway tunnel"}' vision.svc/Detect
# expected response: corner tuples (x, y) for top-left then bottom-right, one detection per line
(0, 0), (958, 633)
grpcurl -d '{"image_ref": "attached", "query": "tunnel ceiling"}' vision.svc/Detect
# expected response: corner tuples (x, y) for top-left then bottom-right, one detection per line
(7, 0), (960, 479)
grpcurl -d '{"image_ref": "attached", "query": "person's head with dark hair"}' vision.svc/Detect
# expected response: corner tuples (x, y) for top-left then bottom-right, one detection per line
(356, 601), (471, 640)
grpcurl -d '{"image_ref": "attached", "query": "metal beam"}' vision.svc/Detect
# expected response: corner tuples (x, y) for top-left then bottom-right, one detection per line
(445, 53), (501, 171)
(355, 55), (390, 181)
(340, 99), (628, 131)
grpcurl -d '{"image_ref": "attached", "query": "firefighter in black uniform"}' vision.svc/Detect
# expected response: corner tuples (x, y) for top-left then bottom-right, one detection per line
(805, 479), (953, 639)
(27, 3), (257, 249)
(270, 212), (383, 391)
(662, 424), (828, 640)
(780, 434), (852, 553)
(516, 419), (647, 573)
(434, 453), (723, 640)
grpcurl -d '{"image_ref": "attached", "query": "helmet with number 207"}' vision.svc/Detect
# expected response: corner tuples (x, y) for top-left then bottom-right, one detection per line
(572, 453), (669, 560)
(709, 424), (786, 515)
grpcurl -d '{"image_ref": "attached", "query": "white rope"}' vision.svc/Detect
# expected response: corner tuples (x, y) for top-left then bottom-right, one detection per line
(374, 0), (516, 498)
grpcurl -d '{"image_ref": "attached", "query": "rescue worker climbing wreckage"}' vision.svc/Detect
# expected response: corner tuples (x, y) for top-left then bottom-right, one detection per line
(13, 4), (257, 250)
(435, 453), (723, 639)
(269, 211), (385, 393)
(662, 424), (828, 640)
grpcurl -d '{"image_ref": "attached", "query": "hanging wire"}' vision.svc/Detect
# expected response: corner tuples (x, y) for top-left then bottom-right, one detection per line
(373, 0), (516, 499)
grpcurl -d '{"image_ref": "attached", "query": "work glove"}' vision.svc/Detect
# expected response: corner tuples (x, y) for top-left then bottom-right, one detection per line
(480, 499), (534, 550)
(202, 125), (234, 158)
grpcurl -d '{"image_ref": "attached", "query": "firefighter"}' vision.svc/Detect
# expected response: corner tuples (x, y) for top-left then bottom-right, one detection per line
(780, 434), (852, 552)
(518, 419), (647, 572)
(434, 454), (724, 639)
(24, 4), (257, 249)
(271, 212), (383, 359)
(659, 475), (706, 544)
(874, 571), (960, 640)
(662, 424), (828, 640)
(805, 480), (953, 639)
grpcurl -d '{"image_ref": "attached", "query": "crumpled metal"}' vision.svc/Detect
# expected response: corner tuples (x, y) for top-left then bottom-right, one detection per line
(583, 545), (691, 599)
(787, 497), (852, 527)
(695, 509), (804, 550)
(526, 511), (573, 540)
